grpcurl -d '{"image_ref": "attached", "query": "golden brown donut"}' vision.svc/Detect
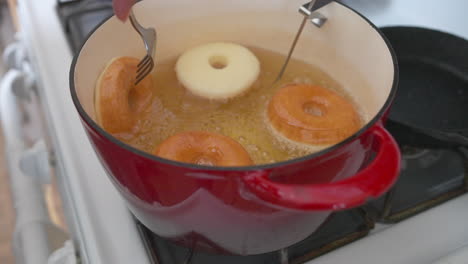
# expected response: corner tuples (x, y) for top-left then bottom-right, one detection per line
(268, 84), (362, 145)
(96, 57), (153, 134)
(154, 131), (253, 166)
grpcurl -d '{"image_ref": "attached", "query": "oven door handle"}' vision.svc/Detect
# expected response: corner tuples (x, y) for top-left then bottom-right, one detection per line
(0, 69), (70, 264)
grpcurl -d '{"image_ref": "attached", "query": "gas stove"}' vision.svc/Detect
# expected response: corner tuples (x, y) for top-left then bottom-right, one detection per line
(8, 0), (468, 263)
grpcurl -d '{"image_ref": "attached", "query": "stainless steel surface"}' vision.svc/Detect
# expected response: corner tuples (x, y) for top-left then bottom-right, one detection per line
(129, 9), (156, 85)
(299, 0), (333, 17)
(310, 12), (328, 28)
(299, 0), (331, 28)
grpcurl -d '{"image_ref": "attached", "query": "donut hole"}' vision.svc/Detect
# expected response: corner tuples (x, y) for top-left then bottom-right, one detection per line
(209, 55), (229, 69)
(303, 101), (327, 117)
(127, 88), (140, 110)
(127, 84), (151, 112)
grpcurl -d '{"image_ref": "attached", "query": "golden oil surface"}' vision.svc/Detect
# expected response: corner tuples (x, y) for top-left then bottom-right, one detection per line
(113, 47), (362, 165)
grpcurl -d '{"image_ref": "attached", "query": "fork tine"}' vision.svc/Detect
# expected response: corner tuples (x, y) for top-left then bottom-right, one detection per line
(135, 68), (152, 85)
(135, 70), (149, 85)
(137, 57), (152, 73)
(137, 55), (150, 68)
(135, 59), (153, 81)
(135, 70), (147, 85)
(135, 73), (146, 86)
(130, 9), (156, 86)
(135, 58), (154, 85)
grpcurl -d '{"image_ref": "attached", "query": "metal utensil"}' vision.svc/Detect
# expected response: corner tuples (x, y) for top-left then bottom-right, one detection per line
(129, 9), (156, 85)
(275, 0), (332, 82)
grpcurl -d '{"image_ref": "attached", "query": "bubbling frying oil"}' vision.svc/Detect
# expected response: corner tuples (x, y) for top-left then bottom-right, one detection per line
(114, 47), (364, 165)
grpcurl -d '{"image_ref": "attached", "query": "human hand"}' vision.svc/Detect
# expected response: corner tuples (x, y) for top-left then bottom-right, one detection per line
(112, 0), (136, 21)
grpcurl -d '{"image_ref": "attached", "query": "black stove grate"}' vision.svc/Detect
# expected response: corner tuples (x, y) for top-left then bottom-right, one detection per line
(57, 0), (114, 54)
(366, 146), (468, 223)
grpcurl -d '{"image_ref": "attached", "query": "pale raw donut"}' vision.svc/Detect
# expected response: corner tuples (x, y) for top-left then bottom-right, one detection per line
(175, 42), (260, 99)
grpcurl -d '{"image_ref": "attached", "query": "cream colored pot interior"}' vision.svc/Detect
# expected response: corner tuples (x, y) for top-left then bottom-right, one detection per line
(74, 0), (394, 127)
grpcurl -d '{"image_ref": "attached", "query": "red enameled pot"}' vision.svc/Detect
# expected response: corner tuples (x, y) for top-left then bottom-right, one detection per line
(70, 0), (400, 255)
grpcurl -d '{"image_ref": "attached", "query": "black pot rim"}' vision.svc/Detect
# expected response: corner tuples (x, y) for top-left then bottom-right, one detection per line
(69, 1), (399, 172)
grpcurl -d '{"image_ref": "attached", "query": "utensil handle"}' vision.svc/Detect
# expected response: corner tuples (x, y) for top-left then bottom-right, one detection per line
(299, 0), (334, 16)
(242, 124), (401, 211)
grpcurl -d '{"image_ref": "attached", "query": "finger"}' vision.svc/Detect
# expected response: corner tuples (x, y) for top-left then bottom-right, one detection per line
(113, 0), (136, 21)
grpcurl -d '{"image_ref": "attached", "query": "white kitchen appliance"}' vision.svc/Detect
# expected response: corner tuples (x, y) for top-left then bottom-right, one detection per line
(2, 0), (468, 263)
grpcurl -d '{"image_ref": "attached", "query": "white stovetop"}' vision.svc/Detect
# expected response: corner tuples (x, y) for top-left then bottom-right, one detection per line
(17, 0), (468, 263)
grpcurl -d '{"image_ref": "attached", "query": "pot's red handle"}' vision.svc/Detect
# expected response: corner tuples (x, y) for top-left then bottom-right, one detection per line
(243, 125), (401, 211)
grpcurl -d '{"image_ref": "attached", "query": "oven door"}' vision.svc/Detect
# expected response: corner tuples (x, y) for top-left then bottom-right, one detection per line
(0, 39), (72, 264)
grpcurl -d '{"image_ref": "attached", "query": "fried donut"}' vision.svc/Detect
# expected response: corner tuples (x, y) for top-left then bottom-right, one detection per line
(96, 57), (153, 134)
(268, 84), (361, 145)
(154, 131), (253, 166)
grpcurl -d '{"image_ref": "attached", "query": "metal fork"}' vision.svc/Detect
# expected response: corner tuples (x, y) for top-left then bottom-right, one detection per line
(129, 9), (156, 85)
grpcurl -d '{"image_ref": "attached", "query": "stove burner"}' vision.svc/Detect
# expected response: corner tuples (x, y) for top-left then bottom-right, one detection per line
(366, 147), (468, 223)
(400, 145), (430, 159)
(136, 209), (373, 264)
